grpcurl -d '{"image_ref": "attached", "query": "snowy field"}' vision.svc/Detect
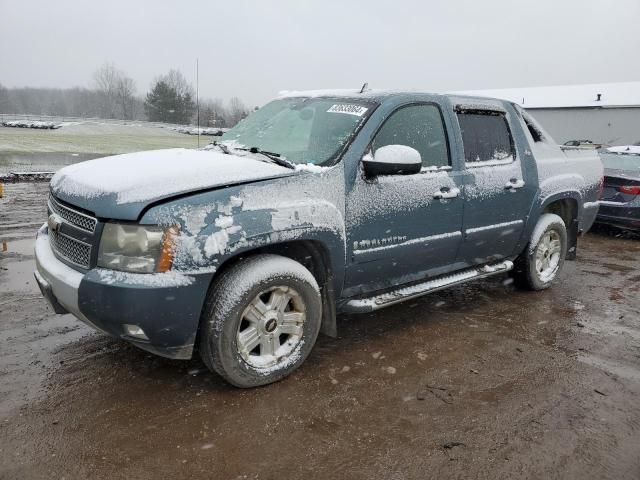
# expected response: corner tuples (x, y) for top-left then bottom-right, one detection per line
(0, 122), (203, 156)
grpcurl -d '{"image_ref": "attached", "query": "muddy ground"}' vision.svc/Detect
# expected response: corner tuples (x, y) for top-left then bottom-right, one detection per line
(1, 182), (639, 480)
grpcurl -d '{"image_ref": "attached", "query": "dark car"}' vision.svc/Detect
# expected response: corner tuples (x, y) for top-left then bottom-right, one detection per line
(597, 148), (640, 231)
(563, 139), (603, 149)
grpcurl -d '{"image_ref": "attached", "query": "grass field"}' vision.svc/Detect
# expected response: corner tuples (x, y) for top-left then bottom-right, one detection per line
(0, 122), (207, 155)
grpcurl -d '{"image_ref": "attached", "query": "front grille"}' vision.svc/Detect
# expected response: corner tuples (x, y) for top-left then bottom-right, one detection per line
(48, 194), (97, 233)
(49, 229), (92, 269)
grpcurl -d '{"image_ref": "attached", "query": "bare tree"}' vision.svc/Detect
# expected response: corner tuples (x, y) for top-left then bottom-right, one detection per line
(116, 76), (136, 120)
(93, 63), (120, 118)
(0, 83), (14, 113)
(162, 69), (194, 98)
(201, 98), (228, 127)
(228, 96), (249, 126)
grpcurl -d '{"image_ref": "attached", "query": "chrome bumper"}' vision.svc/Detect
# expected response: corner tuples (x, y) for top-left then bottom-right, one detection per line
(34, 224), (91, 324)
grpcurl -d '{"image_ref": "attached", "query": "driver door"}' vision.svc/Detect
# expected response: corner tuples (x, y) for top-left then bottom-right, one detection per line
(343, 103), (465, 297)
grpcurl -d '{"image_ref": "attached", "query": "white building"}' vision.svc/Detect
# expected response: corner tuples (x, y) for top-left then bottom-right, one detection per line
(459, 82), (640, 146)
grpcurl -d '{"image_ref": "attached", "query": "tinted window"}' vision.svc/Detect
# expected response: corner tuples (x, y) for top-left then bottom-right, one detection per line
(457, 111), (514, 164)
(372, 104), (450, 168)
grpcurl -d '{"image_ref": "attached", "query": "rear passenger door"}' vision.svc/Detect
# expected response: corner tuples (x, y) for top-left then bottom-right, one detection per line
(455, 105), (536, 265)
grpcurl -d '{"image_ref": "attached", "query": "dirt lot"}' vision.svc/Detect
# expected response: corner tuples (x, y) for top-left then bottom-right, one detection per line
(1, 182), (639, 480)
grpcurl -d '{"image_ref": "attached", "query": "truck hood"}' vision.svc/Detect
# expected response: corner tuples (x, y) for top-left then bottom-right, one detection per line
(50, 148), (294, 220)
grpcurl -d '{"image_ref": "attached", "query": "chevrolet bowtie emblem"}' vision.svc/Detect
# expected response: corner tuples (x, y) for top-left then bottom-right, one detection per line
(48, 213), (63, 232)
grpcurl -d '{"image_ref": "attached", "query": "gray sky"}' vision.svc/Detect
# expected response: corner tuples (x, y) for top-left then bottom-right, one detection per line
(1, 0), (639, 106)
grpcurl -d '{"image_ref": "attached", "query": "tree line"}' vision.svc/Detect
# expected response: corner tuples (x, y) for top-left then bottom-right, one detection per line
(0, 62), (251, 127)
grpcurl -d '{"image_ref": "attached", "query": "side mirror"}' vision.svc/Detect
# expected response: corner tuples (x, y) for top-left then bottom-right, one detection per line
(362, 145), (422, 176)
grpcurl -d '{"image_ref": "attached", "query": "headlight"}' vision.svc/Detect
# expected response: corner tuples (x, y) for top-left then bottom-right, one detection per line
(97, 223), (179, 273)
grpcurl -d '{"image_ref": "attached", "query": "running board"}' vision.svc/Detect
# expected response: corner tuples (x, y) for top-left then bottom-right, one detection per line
(342, 260), (513, 313)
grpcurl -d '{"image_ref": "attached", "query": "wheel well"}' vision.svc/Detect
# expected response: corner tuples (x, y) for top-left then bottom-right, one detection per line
(543, 199), (579, 259)
(206, 240), (337, 338)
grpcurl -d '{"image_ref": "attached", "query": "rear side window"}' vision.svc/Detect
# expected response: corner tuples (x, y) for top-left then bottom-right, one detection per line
(372, 104), (450, 168)
(456, 111), (514, 164)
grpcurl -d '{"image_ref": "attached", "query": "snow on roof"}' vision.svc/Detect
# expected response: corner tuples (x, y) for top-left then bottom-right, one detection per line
(607, 145), (640, 155)
(277, 88), (403, 100)
(455, 82), (640, 109)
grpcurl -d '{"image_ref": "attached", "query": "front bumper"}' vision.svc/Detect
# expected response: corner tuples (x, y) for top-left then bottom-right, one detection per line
(34, 225), (213, 359)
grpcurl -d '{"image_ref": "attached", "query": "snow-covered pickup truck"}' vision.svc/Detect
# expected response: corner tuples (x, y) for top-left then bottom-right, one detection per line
(34, 90), (602, 387)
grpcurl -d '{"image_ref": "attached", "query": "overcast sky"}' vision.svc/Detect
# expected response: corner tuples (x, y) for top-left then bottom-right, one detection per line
(1, 0), (639, 106)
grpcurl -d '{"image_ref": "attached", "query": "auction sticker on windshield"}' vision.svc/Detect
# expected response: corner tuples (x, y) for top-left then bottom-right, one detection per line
(327, 104), (368, 116)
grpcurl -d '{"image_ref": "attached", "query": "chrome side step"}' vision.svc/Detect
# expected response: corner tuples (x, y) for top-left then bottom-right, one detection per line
(342, 260), (514, 313)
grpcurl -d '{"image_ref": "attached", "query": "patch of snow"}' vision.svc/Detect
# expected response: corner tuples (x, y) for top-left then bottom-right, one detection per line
(204, 230), (230, 258)
(51, 148), (291, 204)
(365, 144), (422, 164)
(95, 268), (194, 287)
(180, 204), (213, 236)
(207, 255), (319, 375)
(214, 215), (234, 229)
(240, 165), (346, 243)
(607, 145), (640, 155)
(294, 163), (332, 173)
(346, 166), (454, 226)
(455, 102), (507, 114)
(528, 213), (565, 254)
(454, 81), (640, 109)
(2, 119), (61, 129)
(465, 156), (514, 168)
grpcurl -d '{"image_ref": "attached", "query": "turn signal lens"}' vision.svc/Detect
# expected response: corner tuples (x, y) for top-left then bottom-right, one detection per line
(157, 226), (180, 273)
(619, 185), (640, 195)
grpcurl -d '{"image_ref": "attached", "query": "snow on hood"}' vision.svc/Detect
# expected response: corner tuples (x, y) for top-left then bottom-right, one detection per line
(50, 148), (292, 205)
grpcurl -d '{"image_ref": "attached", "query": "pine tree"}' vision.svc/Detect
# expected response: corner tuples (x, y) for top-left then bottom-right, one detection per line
(144, 70), (196, 124)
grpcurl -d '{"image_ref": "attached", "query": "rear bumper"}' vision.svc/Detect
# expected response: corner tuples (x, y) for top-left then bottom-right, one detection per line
(34, 224), (213, 360)
(596, 201), (640, 231)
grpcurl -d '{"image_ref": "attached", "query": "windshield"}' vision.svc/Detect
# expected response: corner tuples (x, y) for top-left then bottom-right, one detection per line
(600, 152), (640, 171)
(220, 97), (376, 165)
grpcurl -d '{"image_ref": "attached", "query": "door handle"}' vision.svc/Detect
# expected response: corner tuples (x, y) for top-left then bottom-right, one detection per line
(433, 186), (460, 200)
(505, 179), (525, 191)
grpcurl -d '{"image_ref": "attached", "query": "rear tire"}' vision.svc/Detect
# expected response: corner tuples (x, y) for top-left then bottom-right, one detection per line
(514, 213), (567, 291)
(199, 254), (322, 388)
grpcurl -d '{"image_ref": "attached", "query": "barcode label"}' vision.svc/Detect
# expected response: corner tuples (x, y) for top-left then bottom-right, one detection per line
(327, 104), (368, 116)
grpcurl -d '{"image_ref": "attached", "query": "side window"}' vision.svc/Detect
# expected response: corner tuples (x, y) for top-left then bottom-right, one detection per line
(456, 111), (514, 164)
(521, 111), (546, 143)
(372, 104), (450, 168)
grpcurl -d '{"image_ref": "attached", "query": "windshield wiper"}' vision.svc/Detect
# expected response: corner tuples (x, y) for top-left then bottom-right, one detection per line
(212, 141), (231, 155)
(236, 147), (296, 170)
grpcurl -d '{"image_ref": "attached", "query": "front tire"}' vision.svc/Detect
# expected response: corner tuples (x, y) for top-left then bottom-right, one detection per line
(199, 254), (322, 388)
(514, 213), (567, 291)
